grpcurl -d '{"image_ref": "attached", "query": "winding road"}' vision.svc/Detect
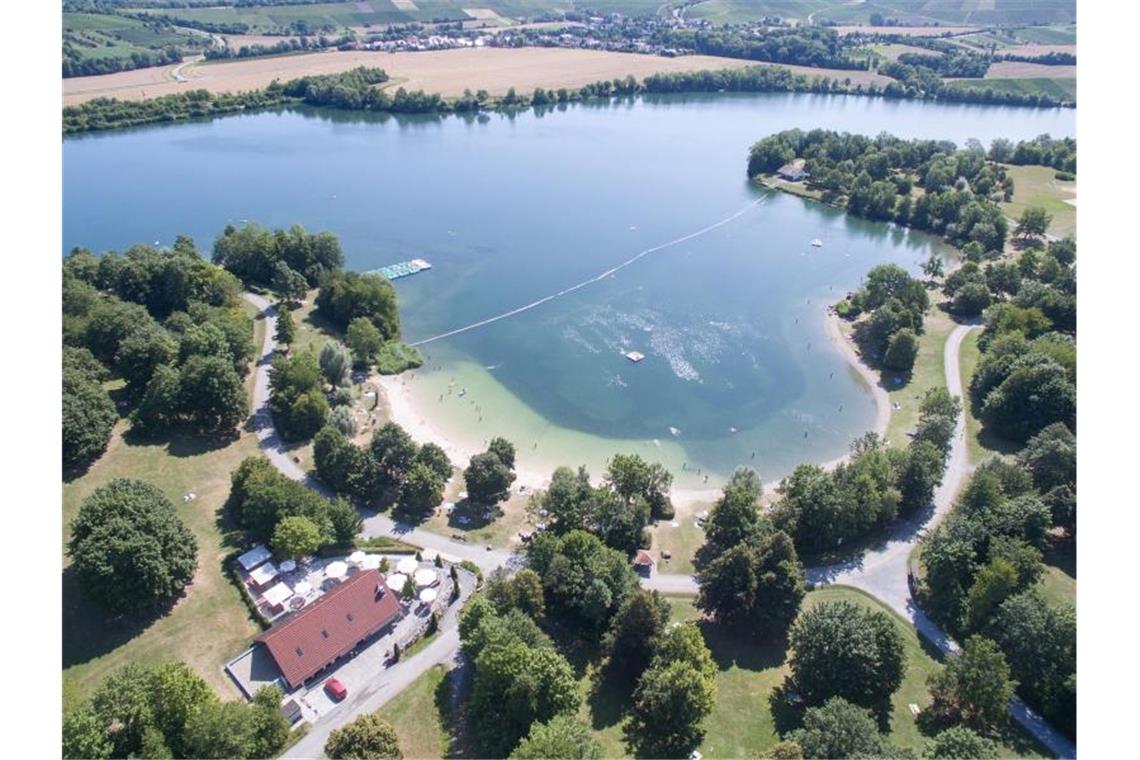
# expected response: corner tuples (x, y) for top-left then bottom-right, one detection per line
(242, 295), (1075, 758)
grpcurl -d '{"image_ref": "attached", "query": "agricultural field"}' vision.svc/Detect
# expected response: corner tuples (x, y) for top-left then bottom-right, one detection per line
(861, 42), (945, 62)
(985, 61), (1077, 79)
(834, 25), (981, 37)
(63, 46), (762, 105)
(1014, 24), (1077, 44)
(62, 303), (267, 711)
(689, 0), (1073, 26)
(63, 11), (205, 76)
(942, 75), (1076, 103)
(999, 163), (1077, 239)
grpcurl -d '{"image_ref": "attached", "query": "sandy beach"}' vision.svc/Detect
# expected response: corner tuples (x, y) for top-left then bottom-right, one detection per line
(377, 305), (892, 509)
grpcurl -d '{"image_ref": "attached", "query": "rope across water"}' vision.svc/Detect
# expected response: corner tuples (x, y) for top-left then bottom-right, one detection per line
(408, 196), (768, 347)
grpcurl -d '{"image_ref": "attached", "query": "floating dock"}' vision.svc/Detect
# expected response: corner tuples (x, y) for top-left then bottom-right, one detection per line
(369, 258), (432, 280)
(625, 351), (645, 362)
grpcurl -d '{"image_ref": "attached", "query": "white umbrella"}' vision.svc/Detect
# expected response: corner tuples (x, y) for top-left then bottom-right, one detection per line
(414, 569), (438, 587)
(418, 587), (438, 604)
(278, 559), (297, 573)
(293, 580), (313, 596)
(325, 561), (348, 579)
(386, 573), (408, 592)
(396, 557), (419, 575)
(361, 554), (382, 570)
(348, 550), (366, 565)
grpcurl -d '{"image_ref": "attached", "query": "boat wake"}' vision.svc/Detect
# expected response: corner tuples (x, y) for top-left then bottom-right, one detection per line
(408, 197), (768, 347)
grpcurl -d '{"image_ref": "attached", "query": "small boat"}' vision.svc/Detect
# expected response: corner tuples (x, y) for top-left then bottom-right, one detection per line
(811, 238), (823, 248)
(669, 426), (681, 437)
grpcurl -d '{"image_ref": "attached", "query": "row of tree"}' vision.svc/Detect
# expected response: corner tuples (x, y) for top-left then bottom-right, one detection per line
(211, 222), (344, 293)
(750, 129), (1015, 253)
(531, 453), (674, 556)
(62, 662), (289, 759)
(229, 455), (361, 551)
(921, 437), (1076, 737)
(655, 25), (864, 70)
(771, 387), (959, 555)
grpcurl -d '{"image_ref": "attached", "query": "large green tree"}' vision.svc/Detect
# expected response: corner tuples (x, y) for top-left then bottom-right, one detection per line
(789, 697), (887, 759)
(271, 515), (324, 560)
(465, 450), (515, 506)
(601, 588), (670, 684)
(788, 600), (906, 709)
(625, 660), (716, 757)
(927, 636), (1017, 733)
(697, 531), (804, 637)
(68, 479), (198, 614)
(509, 715), (602, 760)
(63, 366), (118, 469)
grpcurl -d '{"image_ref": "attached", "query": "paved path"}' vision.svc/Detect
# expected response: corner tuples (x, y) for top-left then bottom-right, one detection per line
(243, 296), (1074, 758)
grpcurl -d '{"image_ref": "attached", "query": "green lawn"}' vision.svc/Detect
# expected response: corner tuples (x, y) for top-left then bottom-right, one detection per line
(376, 663), (455, 759)
(62, 303), (267, 711)
(999, 163), (1077, 239)
(1037, 565), (1076, 608)
(885, 303), (956, 450)
(646, 501), (711, 575)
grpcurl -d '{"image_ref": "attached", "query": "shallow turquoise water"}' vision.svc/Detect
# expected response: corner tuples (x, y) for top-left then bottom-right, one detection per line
(63, 93), (1074, 483)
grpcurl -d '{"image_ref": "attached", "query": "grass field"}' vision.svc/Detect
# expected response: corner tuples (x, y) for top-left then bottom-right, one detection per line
(884, 302), (956, 451)
(62, 303), (267, 711)
(999, 164), (1077, 239)
(943, 76), (1076, 102)
(1037, 564), (1076, 608)
(645, 498), (714, 575)
(380, 586), (1041, 757)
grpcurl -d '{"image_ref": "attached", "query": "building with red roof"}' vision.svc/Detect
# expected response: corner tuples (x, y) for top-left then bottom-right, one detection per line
(633, 549), (656, 577)
(255, 569), (402, 690)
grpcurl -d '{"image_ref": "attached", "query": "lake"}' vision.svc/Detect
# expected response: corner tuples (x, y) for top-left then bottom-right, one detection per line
(63, 92), (1075, 486)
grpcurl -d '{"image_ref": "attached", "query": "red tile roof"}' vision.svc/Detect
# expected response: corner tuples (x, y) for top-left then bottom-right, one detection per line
(633, 549), (655, 566)
(256, 569), (401, 689)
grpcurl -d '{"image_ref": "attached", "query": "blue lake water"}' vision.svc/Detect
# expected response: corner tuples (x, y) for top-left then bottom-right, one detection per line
(63, 92), (1074, 485)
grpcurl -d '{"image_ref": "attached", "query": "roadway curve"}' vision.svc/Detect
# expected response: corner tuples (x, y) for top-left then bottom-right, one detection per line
(243, 295), (1075, 758)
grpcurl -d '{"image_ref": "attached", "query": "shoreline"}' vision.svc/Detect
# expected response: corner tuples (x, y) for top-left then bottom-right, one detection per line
(375, 306), (894, 509)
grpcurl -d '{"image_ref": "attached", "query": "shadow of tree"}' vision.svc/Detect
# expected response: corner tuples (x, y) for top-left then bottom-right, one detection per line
(61, 565), (176, 668)
(697, 619), (789, 673)
(588, 666), (635, 733)
(435, 660), (476, 758)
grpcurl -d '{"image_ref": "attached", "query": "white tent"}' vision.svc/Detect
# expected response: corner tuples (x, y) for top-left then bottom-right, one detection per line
(262, 582), (293, 608)
(249, 562), (279, 587)
(418, 587), (438, 604)
(348, 550), (366, 565)
(386, 573), (408, 592)
(278, 559), (297, 573)
(325, 561), (348, 579)
(396, 557), (419, 575)
(361, 554), (382, 570)
(414, 569), (438, 587)
(293, 580), (313, 596)
(237, 544), (272, 571)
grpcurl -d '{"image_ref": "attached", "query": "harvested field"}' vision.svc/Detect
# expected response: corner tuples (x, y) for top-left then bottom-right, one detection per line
(222, 33), (304, 48)
(866, 42), (944, 61)
(985, 60), (1077, 78)
(1005, 43), (1077, 57)
(64, 47), (890, 106)
(834, 25), (981, 37)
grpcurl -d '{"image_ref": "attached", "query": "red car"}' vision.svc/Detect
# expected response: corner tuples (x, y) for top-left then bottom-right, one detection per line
(324, 677), (347, 701)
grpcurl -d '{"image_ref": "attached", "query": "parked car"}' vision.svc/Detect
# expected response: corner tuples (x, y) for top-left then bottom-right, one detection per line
(324, 677), (347, 701)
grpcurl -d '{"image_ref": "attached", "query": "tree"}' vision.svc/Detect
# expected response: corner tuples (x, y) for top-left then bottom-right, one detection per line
(788, 600), (906, 708)
(275, 305), (296, 345)
(488, 436), (517, 470)
(625, 660), (716, 757)
(271, 515), (323, 560)
(951, 281), (993, 316)
(325, 713), (403, 759)
(327, 497), (363, 545)
(320, 341), (353, 388)
(182, 700), (256, 759)
(63, 367), (118, 469)
(1017, 422), (1076, 493)
(509, 715), (602, 760)
(371, 421), (418, 490)
(540, 466), (593, 534)
(883, 327), (920, 372)
(179, 354), (249, 433)
(988, 591), (1075, 727)
(1015, 206), (1052, 240)
(697, 532), (804, 637)
(605, 453), (674, 519)
(68, 479), (198, 614)
(697, 468), (766, 564)
(601, 588), (670, 683)
(923, 726), (999, 759)
(116, 323), (178, 391)
(526, 530), (637, 637)
(328, 404), (358, 436)
(465, 450), (515, 505)
(62, 709), (113, 760)
(415, 442), (452, 481)
(470, 643), (581, 757)
(921, 253), (944, 280)
(249, 686), (290, 758)
(271, 260), (308, 304)
(789, 698), (886, 759)
(928, 636), (1017, 732)
(150, 662), (218, 755)
(980, 356), (1075, 442)
(346, 316), (384, 366)
(90, 663), (159, 758)
(651, 623), (716, 681)
(965, 557), (1019, 631)
(400, 461), (445, 515)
